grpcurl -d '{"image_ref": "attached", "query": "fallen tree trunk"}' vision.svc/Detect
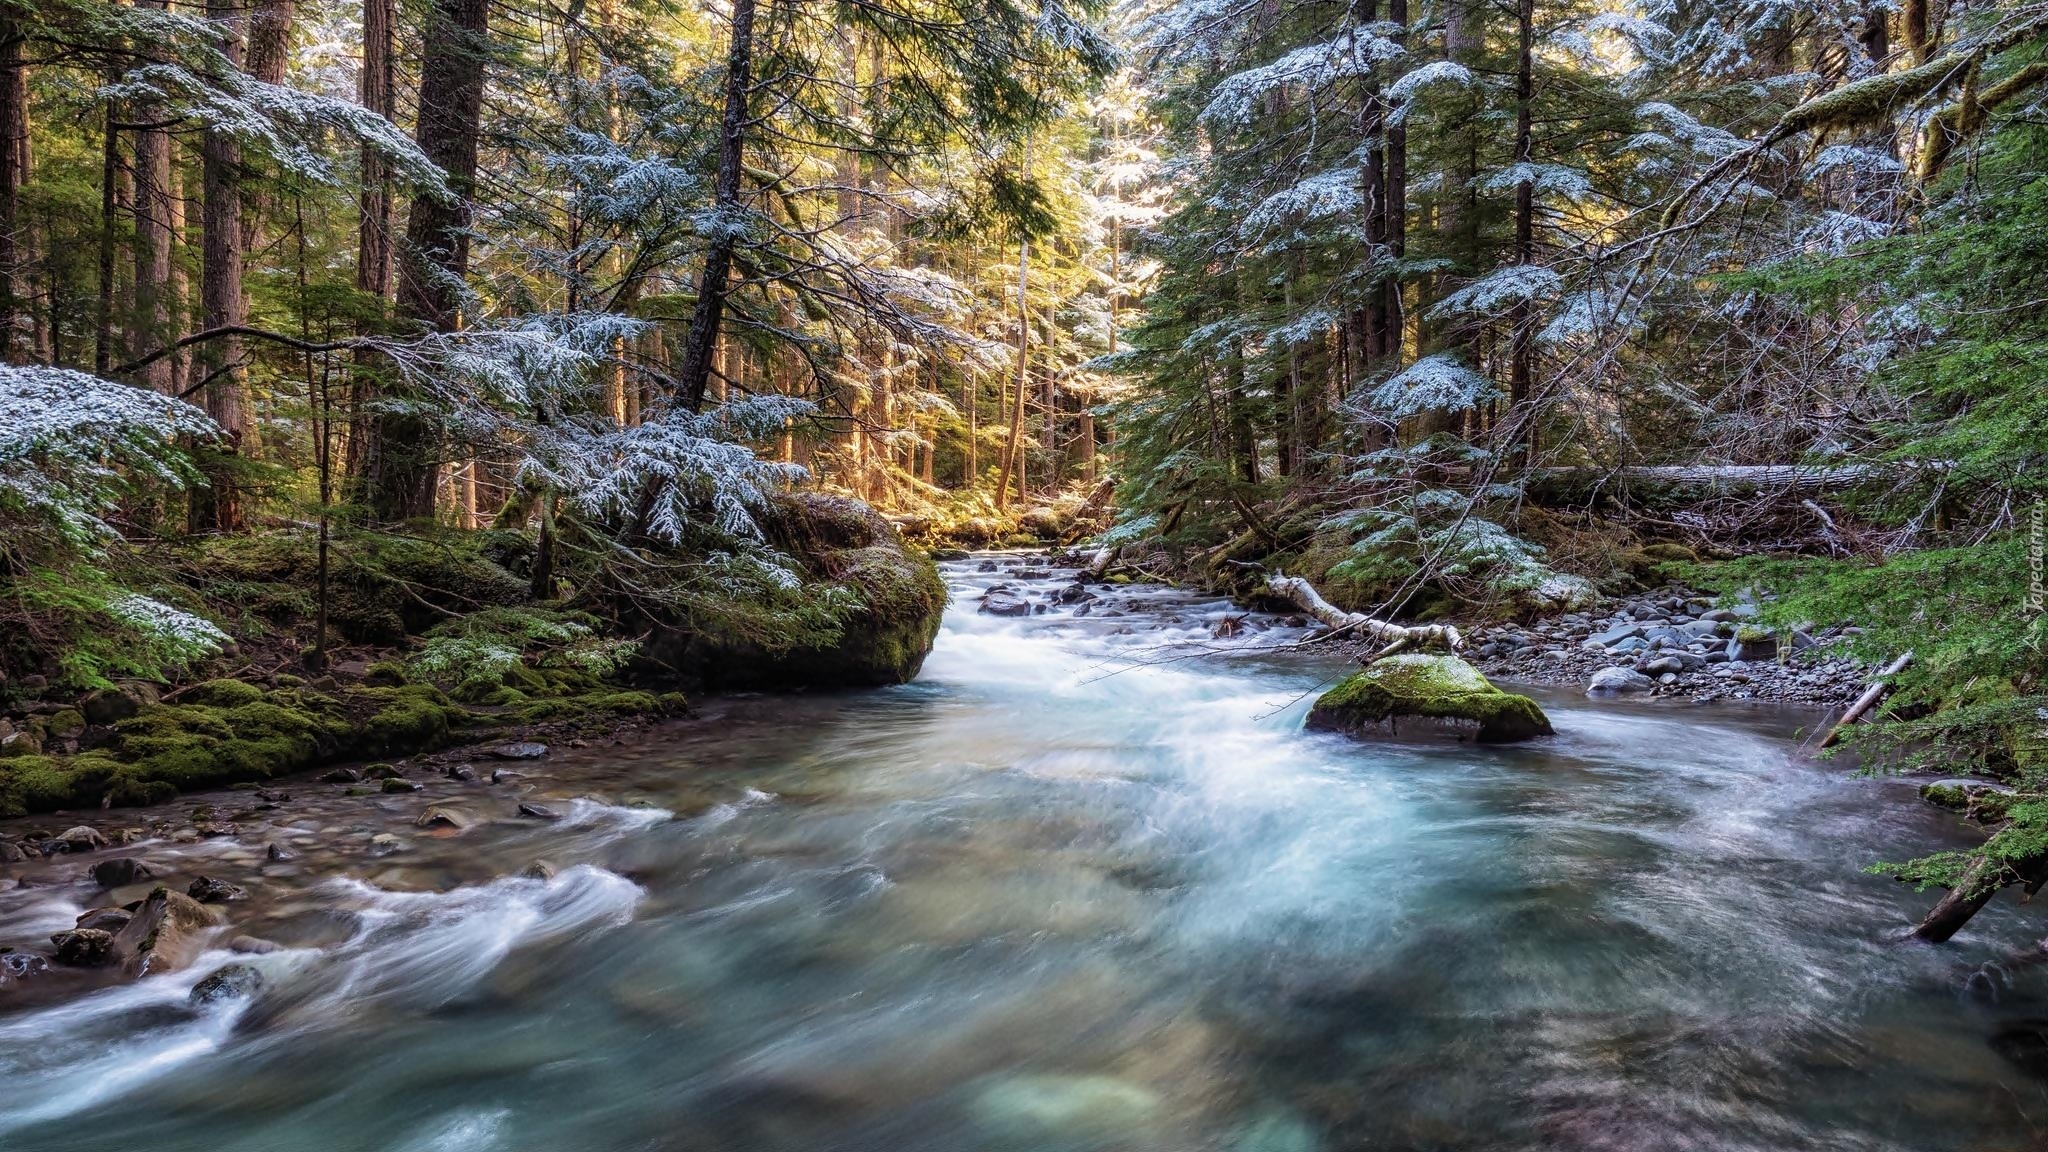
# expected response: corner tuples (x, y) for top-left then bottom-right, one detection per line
(1084, 544), (1119, 580)
(1914, 849), (2048, 943)
(1526, 463), (1947, 503)
(1820, 651), (1913, 749)
(1265, 573), (1463, 659)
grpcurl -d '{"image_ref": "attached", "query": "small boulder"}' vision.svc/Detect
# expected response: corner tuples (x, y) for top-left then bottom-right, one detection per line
(189, 963), (265, 1005)
(416, 805), (474, 830)
(522, 860), (557, 881)
(486, 742), (550, 761)
(1586, 667), (1655, 695)
(266, 843), (294, 861)
(367, 833), (404, 857)
(57, 825), (107, 852)
(491, 768), (526, 785)
(50, 928), (118, 966)
(74, 907), (135, 934)
(80, 687), (145, 726)
(979, 586), (1032, 617)
(90, 857), (155, 888)
(112, 887), (221, 975)
(362, 763), (404, 780)
(1305, 654), (1552, 743)
(229, 936), (284, 955)
(381, 778), (423, 794)
(1640, 655), (1685, 677)
(445, 764), (478, 782)
(321, 767), (364, 784)
(517, 802), (562, 821)
(187, 876), (248, 903)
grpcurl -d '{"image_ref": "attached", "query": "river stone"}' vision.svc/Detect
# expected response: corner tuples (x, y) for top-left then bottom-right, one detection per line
(1586, 667), (1654, 695)
(113, 886), (221, 975)
(487, 742), (550, 761)
(1640, 655), (1684, 677)
(381, 778), (423, 793)
(517, 802), (561, 821)
(74, 907), (135, 933)
(1591, 623), (1645, 646)
(56, 825), (107, 852)
(90, 856), (154, 888)
(980, 586), (1032, 617)
(189, 963), (265, 1005)
(1305, 654), (1552, 743)
(416, 805), (474, 830)
(50, 928), (118, 966)
(188, 876), (249, 903)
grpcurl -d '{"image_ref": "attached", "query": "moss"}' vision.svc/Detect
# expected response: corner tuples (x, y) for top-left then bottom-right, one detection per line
(182, 679), (266, 708)
(362, 661), (411, 687)
(48, 709), (85, 737)
(1920, 782), (2017, 822)
(514, 690), (671, 723)
(349, 684), (464, 757)
(1638, 542), (1698, 563)
(1306, 654), (1553, 743)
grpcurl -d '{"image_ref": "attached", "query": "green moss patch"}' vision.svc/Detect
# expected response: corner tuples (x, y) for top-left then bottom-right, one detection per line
(0, 683), (471, 817)
(1306, 654), (1553, 743)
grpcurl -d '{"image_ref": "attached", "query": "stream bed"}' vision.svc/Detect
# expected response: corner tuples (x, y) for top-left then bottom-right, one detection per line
(1, 556), (2044, 1151)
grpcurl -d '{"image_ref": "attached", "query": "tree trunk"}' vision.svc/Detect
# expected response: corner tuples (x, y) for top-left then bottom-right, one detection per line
(94, 97), (121, 375)
(191, 0), (250, 533)
(996, 225), (1031, 511)
(347, 0), (395, 485)
(131, 2), (177, 392)
(675, 0), (758, 413)
(369, 0), (489, 522)
(1506, 0), (1535, 466)
(0, 7), (25, 363)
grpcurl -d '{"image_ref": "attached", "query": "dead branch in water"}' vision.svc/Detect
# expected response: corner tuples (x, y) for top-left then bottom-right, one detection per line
(1264, 572), (1464, 663)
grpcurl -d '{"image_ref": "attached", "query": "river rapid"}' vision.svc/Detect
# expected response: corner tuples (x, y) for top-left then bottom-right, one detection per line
(1, 556), (2045, 1151)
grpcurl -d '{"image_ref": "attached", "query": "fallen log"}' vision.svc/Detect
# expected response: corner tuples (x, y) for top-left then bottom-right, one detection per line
(1820, 651), (1913, 749)
(1526, 462), (1949, 503)
(1083, 544), (1120, 580)
(1265, 573), (1463, 660)
(1914, 851), (2048, 943)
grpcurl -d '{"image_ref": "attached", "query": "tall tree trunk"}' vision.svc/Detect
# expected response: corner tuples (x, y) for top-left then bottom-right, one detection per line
(131, 1), (177, 392)
(94, 98), (120, 375)
(347, 0), (395, 484)
(191, 0), (250, 533)
(369, 0), (489, 522)
(996, 229), (1031, 511)
(241, 0), (293, 255)
(675, 0), (757, 413)
(1506, 0), (1535, 465)
(0, 7), (25, 364)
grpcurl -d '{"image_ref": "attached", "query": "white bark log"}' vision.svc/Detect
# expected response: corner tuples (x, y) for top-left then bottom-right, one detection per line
(1266, 573), (1463, 658)
(1821, 651), (1912, 749)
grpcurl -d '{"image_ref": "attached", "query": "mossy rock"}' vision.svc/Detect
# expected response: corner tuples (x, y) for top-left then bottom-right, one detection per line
(1306, 654), (1553, 743)
(638, 494), (947, 691)
(0, 682), (471, 817)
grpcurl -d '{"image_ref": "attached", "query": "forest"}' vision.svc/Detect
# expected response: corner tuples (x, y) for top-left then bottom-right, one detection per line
(0, 0), (2046, 1145)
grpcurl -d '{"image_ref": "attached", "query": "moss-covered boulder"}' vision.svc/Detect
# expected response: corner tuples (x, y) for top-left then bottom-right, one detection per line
(635, 493), (947, 691)
(0, 682), (472, 816)
(1306, 654), (1552, 743)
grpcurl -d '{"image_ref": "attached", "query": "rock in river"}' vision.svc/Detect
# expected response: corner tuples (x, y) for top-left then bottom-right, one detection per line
(90, 857), (155, 888)
(980, 585), (1032, 617)
(1586, 667), (1654, 695)
(188, 876), (249, 903)
(112, 887), (221, 975)
(189, 963), (265, 1005)
(1305, 654), (1552, 743)
(487, 742), (550, 761)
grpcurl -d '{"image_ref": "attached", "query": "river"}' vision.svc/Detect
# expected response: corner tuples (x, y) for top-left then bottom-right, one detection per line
(0, 556), (2043, 1150)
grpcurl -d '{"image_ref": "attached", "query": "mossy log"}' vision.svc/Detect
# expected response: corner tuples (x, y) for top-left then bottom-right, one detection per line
(1306, 653), (1553, 743)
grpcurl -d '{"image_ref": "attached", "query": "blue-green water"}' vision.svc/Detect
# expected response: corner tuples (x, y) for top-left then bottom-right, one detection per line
(0, 558), (2042, 1150)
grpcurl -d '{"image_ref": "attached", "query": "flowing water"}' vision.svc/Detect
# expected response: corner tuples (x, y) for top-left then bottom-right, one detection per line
(3, 557), (2047, 1151)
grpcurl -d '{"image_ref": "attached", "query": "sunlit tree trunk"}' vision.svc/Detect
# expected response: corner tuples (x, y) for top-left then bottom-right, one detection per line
(676, 0), (758, 412)
(0, 7), (27, 363)
(369, 0), (488, 522)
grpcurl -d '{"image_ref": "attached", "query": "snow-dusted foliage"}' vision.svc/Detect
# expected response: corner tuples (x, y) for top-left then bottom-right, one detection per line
(1477, 162), (1595, 202)
(529, 397), (813, 546)
(107, 64), (446, 195)
(105, 595), (231, 660)
(1201, 26), (1404, 126)
(1628, 103), (1744, 159)
(1427, 265), (1564, 320)
(1365, 355), (1502, 418)
(1241, 167), (1364, 237)
(0, 367), (219, 547)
